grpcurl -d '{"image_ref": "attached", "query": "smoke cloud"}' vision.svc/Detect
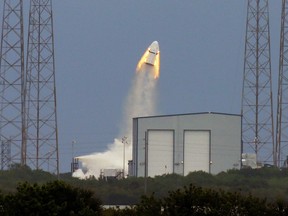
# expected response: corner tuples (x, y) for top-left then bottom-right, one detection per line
(73, 57), (159, 179)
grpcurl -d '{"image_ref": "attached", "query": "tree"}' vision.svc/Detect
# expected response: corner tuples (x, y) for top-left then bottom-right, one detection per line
(134, 184), (287, 215)
(134, 193), (162, 216)
(1, 181), (102, 216)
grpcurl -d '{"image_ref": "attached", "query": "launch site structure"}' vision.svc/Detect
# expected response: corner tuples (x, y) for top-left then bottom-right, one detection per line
(131, 113), (242, 177)
(241, 0), (275, 166)
(276, 0), (288, 167)
(0, 0), (59, 174)
(0, 0), (25, 170)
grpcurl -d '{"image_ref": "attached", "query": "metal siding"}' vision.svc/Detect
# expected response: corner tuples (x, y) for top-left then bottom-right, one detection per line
(132, 118), (138, 176)
(147, 130), (174, 177)
(184, 130), (210, 175)
(133, 113), (241, 176)
(209, 115), (242, 173)
(136, 118), (146, 177)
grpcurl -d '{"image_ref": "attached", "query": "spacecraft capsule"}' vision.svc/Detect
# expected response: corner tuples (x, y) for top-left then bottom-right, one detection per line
(145, 41), (159, 66)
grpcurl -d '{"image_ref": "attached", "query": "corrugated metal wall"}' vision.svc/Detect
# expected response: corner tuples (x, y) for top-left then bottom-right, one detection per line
(132, 113), (241, 177)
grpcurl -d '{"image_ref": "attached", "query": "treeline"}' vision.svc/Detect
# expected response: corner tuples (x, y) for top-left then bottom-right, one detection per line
(1, 180), (288, 215)
(63, 167), (288, 204)
(1, 165), (288, 205)
(0, 181), (102, 216)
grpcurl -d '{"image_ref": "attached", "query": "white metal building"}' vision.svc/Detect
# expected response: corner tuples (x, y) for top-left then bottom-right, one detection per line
(130, 112), (241, 177)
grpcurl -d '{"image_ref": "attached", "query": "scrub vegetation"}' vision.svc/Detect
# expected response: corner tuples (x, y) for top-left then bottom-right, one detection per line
(1, 165), (288, 215)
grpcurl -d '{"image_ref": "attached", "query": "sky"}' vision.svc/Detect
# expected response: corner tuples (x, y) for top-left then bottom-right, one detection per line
(0, 1), (283, 173)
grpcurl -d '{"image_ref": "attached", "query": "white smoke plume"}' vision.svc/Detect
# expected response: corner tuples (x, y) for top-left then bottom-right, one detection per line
(73, 54), (159, 179)
(120, 64), (158, 138)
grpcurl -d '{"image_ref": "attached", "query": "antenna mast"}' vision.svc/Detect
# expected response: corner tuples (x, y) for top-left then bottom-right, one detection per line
(276, 0), (288, 167)
(241, 0), (275, 166)
(25, 0), (59, 174)
(0, 0), (25, 169)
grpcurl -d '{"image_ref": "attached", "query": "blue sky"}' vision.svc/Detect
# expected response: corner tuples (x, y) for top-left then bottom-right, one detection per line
(0, 1), (283, 172)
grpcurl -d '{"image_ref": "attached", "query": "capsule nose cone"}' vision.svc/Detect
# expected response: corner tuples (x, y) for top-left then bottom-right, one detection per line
(149, 41), (159, 52)
(151, 41), (159, 46)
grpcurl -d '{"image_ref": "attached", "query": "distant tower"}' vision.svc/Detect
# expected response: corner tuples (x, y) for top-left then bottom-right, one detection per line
(276, 0), (288, 167)
(241, 0), (275, 165)
(0, 0), (25, 169)
(25, 0), (59, 174)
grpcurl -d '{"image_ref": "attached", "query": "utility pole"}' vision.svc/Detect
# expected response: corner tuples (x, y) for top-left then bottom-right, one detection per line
(241, 0), (275, 166)
(25, 0), (59, 174)
(0, 0), (25, 169)
(71, 139), (76, 173)
(276, 0), (288, 167)
(121, 136), (127, 178)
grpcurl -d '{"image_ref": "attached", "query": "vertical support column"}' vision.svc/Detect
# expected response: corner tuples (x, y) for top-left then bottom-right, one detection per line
(26, 0), (59, 174)
(0, 0), (25, 169)
(276, 0), (288, 167)
(241, 0), (275, 165)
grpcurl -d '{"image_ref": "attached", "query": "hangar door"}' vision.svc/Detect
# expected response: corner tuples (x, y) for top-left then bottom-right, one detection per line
(184, 130), (210, 175)
(148, 130), (174, 177)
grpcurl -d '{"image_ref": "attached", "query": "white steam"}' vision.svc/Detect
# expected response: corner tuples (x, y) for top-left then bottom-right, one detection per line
(73, 63), (159, 179)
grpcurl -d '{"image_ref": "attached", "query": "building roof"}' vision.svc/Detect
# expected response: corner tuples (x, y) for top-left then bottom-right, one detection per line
(133, 112), (241, 120)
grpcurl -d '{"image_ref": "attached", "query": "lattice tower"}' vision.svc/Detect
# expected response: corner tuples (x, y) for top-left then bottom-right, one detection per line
(241, 0), (275, 165)
(0, 0), (25, 169)
(276, 0), (288, 167)
(25, 0), (59, 174)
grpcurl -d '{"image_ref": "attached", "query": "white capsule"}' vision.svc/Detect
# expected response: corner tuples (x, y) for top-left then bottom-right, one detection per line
(145, 41), (160, 66)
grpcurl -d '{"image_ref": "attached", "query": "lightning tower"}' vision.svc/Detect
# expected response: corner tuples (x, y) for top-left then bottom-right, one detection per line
(25, 0), (59, 174)
(0, 0), (25, 169)
(241, 0), (275, 165)
(276, 0), (288, 167)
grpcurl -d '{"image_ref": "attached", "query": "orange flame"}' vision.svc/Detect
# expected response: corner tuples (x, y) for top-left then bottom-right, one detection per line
(136, 50), (160, 80)
(136, 50), (149, 71)
(154, 52), (160, 79)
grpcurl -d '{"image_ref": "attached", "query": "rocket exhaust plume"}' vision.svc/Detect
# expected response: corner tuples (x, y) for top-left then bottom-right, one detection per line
(120, 41), (160, 137)
(73, 41), (160, 179)
(136, 41), (160, 78)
